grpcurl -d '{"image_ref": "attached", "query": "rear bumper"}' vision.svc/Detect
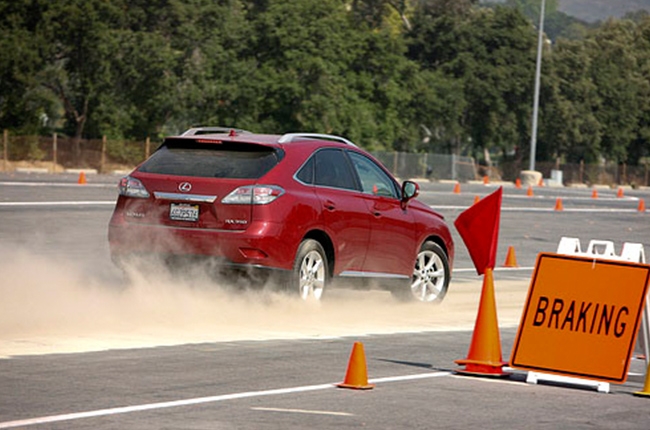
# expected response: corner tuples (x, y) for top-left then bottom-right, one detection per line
(108, 219), (295, 270)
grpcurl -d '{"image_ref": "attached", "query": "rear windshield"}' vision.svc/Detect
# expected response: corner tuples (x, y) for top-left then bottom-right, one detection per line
(137, 140), (281, 179)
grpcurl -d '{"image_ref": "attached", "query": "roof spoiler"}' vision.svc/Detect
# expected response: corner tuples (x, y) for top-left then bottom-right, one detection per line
(181, 127), (252, 136)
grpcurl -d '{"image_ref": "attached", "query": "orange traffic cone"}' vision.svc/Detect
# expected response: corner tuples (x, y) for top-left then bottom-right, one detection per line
(483, 175), (489, 185)
(617, 187), (624, 198)
(515, 178), (522, 189)
(473, 195), (481, 205)
(453, 182), (461, 194)
(503, 246), (519, 267)
(338, 342), (375, 390)
(78, 171), (87, 185)
(455, 268), (508, 376)
(538, 177), (544, 187)
(526, 186), (534, 197)
(638, 199), (646, 212)
(591, 188), (598, 199)
(554, 198), (564, 211)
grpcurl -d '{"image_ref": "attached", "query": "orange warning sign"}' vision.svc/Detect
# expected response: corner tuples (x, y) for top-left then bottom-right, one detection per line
(510, 253), (650, 383)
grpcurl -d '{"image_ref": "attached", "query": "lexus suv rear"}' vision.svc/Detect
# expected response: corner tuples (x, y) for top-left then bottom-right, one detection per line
(108, 128), (454, 302)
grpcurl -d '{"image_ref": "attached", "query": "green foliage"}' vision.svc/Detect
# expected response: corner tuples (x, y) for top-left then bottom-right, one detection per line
(1, 0), (650, 167)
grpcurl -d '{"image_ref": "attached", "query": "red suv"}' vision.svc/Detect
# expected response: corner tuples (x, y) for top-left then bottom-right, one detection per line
(108, 128), (454, 302)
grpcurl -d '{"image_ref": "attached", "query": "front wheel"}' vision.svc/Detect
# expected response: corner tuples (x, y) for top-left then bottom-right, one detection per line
(394, 241), (450, 303)
(292, 239), (329, 301)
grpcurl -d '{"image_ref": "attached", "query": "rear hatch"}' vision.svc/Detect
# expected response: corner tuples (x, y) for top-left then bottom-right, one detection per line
(123, 137), (283, 230)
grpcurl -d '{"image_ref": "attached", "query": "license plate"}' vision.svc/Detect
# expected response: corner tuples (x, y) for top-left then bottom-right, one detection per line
(169, 203), (199, 222)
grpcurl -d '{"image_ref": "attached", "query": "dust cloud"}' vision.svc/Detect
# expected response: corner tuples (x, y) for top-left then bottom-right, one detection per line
(0, 247), (528, 358)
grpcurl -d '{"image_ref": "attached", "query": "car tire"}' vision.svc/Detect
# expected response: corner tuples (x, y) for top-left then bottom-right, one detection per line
(292, 239), (329, 301)
(393, 241), (450, 303)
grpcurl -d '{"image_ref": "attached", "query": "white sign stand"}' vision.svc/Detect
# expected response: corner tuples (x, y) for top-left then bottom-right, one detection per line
(524, 237), (647, 394)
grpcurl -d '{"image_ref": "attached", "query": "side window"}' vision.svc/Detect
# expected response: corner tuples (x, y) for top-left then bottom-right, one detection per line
(295, 157), (314, 184)
(348, 152), (398, 198)
(313, 149), (358, 190)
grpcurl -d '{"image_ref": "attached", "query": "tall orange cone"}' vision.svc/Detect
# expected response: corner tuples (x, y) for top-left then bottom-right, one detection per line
(638, 199), (646, 212)
(515, 178), (522, 189)
(338, 342), (374, 390)
(503, 246), (518, 267)
(554, 197), (564, 211)
(455, 268), (508, 376)
(78, 171), (87, 185)
(453, 182), (461, 194)
(617, 187), (624, 198)
(591, 188), (599, 199)
(526, 186), (534, 197)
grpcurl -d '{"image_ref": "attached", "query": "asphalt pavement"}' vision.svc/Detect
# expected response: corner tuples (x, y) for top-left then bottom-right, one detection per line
(1, 173), (650, 429)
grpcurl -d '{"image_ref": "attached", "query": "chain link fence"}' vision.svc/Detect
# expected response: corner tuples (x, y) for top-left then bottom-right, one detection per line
(1, 132), (153, 173)
(372, 152), (477, 182)
(2, 132), (648, 187)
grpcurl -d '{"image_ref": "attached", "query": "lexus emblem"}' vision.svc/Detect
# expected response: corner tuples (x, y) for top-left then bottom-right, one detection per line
(178, 182), (192, 193)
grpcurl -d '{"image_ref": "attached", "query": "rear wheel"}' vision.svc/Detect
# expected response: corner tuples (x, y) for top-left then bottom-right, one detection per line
(394, 241), (450, 303)
(292, 239), (329, 301)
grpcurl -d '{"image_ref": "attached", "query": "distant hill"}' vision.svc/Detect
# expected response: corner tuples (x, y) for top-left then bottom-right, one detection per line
(558, 0), (650, 22)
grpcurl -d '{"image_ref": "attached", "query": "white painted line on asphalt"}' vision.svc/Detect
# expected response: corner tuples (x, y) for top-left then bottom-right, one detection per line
(451, 374), (530, 387)
(435, 205), (642, 213)
(0, 372), (450, 429)
(369, 372), (451, 384)
(251, 407), (354, 416)
(0, 201), (115, 207)
(0, 181), (114, 188)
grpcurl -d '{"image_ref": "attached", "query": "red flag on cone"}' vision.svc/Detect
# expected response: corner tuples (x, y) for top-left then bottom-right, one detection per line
(454, 187), (507, 377)
(454, 187), (502, 275)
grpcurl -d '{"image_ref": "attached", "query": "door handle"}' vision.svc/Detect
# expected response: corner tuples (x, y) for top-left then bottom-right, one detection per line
(324, 200), (336, 211)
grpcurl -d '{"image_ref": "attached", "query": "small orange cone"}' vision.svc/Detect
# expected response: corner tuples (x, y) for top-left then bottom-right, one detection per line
(78, 171), (87, 185)
(554, 197), (564, 211)
(503, 246), (519, 267)
(338, 342), (374, 390)
(515, 178), (522, 189)
(639, 199), (646, 212)
(538, 177), (544, 187)
(483, 175), (489, 185)
(473, 195), (480, 205)
(453, 182), (461, 194)
(526, 186), (534, 197)
(617, 187), (624, 198)
(455, 268), (508, 376)
(591, 188), (598, 199)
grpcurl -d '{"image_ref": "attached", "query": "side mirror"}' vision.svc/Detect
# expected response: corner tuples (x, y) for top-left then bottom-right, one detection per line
(401, 180), (419, 208)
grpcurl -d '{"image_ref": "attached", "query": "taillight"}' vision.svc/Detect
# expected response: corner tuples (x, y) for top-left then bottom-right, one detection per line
(222, 185), (284, 205)
(118, 176), (150, 198)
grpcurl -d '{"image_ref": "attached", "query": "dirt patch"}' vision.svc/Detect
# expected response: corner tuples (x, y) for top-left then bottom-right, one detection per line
(0, 249), (529, 358)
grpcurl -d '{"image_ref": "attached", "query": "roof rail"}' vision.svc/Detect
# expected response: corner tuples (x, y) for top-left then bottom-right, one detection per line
(278, 133), (357, 147)
(181, 127), (252, 136)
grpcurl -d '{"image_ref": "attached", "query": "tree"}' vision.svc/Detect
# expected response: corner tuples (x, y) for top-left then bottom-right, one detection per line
(408, 4), (537, 160)
(0, 1), (54, 133)
(34, 0), (125, 161)
(587, 19), (649, 163)
(537, 39), (601, 163)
